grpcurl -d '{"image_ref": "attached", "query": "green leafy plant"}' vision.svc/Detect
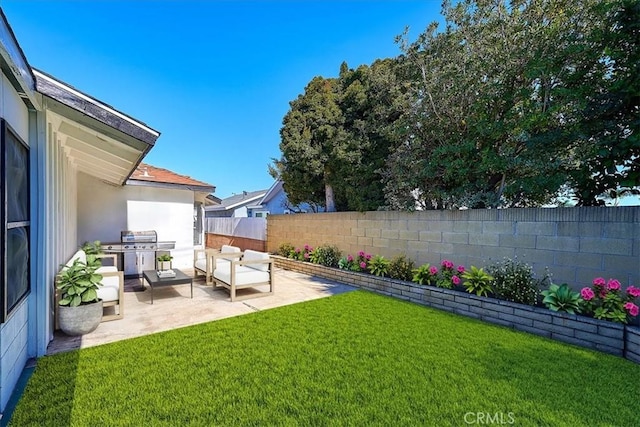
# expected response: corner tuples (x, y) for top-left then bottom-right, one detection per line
(580, 278), (640, 324)
(156, 254), (173, 262)
(388, 254), (415, 282)
(461, 266), (494, 297)
(412, 264), (438, 286)
(368, 255), (390, 277)
(81, 240), (103, 256)
(309, 244), (342, 267)
(487, 258), (547, 306)
(541, 283), (582, 314)
(57, 257), (103, 307)
(277, 242), (295, 257)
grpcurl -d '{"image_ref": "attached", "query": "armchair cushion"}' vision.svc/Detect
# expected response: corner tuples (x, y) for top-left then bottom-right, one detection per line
(241, 249), (270, 272)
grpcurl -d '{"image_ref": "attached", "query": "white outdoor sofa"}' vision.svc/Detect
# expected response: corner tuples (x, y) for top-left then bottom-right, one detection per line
(56, 249), (124, 324)
(194, 244), (242, 284)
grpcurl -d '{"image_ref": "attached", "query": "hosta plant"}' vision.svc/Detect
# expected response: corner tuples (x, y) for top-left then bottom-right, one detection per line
(541, 283), (582, 314)
(57, 257), (103, 307)
(368, 255), (390, 277)
(461, 266), (494, 297)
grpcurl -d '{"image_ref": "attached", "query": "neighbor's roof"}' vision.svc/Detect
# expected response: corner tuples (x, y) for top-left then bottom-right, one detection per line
(205, 189), (267, 212)
(127, 163), (216, 193)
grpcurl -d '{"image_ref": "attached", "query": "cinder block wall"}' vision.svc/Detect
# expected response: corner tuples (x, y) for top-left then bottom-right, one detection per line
(267, 207), (640, 287)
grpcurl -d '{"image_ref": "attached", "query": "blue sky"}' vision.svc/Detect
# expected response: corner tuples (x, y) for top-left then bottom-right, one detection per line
(3, 0), (441, 198)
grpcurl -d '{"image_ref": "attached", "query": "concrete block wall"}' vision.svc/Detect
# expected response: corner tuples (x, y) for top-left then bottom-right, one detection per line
(267, 207), (640, 288)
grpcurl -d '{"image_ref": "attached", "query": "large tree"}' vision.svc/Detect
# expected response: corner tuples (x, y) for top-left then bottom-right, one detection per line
(273, 76), (348, 212)
(384, 0), (614, 209)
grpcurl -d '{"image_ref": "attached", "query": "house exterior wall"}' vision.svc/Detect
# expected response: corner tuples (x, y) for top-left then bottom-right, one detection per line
(77, 174), (196, 269)
(267, 208), (640, 288)
(0, 73), (32, 412)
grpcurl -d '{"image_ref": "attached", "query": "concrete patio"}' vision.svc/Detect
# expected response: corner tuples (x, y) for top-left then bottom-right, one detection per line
(47, 268), (356, 355)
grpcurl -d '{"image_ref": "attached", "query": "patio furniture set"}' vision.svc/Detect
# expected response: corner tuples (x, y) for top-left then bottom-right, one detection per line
(55, 245), (274, 329)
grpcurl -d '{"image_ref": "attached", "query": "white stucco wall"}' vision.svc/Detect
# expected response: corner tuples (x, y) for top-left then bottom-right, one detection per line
(0, 73), (32, 412)
(77, 173), (197, 269)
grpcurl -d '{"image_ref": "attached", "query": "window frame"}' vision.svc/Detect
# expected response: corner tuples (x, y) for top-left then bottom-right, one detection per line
(1, 118), (31, 322)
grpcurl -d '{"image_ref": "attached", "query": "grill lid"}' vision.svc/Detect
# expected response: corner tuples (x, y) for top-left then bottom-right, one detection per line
(121, 230), (157, 243)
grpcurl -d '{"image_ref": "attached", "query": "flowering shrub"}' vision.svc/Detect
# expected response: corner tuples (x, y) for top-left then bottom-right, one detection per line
(291, 244), (314, 261)
(581, 278), (640, 324)
(487, 257), (546, 306)
(338, 251), (371, 272)
(412, 260), (464, 289)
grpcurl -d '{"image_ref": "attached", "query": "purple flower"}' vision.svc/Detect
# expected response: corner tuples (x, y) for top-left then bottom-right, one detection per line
(304, 244), (310, 251)
(452, 275), (461, 286)
(360, 262), (366, 269)
(347, 255), (354, 262)
(358, 251), (365, 258)
(580, 287), (595, 301)
(441, 259), (454, 269)
(626, 286), (640, 298)
(457, 265), (465, 274)
(624, 302), (639, 317)
(429, 266), (438, 275)
(592, 277), (606, 287)
(304, 253), (310, 259)
(365, 254), (372, 260)
(607, 279), (621, 291)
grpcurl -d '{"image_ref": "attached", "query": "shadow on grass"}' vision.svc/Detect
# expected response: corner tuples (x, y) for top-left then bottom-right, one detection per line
(7, 349), (80, 426)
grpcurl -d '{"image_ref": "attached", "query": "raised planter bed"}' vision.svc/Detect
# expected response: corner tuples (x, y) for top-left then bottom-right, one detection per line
(273, 255), (640, 363)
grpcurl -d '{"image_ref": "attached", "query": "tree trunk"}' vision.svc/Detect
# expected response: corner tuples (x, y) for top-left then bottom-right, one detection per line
(325, 183), (336, 212)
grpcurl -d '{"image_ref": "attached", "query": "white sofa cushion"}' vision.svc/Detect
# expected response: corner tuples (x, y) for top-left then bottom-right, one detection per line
(242, 250), (270, 272)
(214, 265), (270, 286)
(97, 275), (120, 302)
(96, 266), (118, 274)
(220, 245), (241, 261)
(194, 258), (207, 272)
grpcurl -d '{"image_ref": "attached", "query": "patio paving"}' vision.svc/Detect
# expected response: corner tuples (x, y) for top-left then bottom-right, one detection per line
(47, 268), (356, 355)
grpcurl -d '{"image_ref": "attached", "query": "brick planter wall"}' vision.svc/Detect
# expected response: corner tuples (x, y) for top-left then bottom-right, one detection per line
(274, 256), (638, 363)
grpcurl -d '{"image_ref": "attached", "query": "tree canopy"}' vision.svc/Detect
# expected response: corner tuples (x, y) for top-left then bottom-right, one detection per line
(273, 0), (639, 211)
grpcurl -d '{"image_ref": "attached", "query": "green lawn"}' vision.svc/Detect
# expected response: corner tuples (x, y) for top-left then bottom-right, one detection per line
(10, 291), (640, 426)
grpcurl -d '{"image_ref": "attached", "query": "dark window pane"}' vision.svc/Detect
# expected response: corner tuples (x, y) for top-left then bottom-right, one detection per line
(6, 131), (29, 223)
(7, 226), (29, 311)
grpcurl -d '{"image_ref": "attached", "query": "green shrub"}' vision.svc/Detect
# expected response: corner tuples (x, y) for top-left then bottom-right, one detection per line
(368, 255), (390, 277)
(277, 242), (295, 258)
(461, 266), (494, 297)
(388, 255), (415, 282)
(487, 258), (548, 306)
(309, 244), (342, 268)
(541, 283), (582, 314)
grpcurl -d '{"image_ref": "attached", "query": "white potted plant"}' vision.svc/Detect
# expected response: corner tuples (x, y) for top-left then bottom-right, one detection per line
(157, 254), (173, 271)
(56, 255), (103, 336)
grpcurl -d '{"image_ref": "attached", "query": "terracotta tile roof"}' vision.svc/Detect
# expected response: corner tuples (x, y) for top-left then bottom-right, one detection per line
(129, 163), (215, 190)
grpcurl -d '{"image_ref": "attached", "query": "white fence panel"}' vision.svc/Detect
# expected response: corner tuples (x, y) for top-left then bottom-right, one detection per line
(205, 217), (266, 240)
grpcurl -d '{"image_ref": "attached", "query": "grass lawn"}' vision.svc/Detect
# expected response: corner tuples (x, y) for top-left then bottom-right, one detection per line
(10, 291), (640, 426)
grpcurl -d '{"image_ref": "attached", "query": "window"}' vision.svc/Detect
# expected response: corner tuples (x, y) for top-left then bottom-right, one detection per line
(1, 119), (30, 322)
(193, 201), (203, 246)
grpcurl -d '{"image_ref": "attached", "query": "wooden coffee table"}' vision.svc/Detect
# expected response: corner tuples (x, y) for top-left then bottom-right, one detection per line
(142, 269), (193, 304)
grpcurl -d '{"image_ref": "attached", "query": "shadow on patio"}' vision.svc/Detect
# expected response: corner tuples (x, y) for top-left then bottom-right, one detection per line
(47, 268), (356, 355)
